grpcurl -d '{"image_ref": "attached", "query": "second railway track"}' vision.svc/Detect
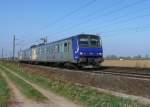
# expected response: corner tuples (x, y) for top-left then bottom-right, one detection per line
(21, 63), (150, 80)
(93, 70), (150, 79)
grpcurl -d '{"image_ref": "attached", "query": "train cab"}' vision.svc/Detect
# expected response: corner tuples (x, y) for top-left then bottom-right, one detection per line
(72, 34), (103, 68)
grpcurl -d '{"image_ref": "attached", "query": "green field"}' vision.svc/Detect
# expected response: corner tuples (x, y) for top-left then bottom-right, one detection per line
(0, 65), (47, 102)
(1, 62), (149, 107)
(0, 69), (11, 107)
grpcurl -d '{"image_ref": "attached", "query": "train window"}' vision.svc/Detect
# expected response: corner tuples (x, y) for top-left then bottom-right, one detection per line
(51, 46), (54, 53)
(79, 37), (89, 47)
(41, 46), (44, 54)
(90, 38), (100, 47)
(53, 45), (60, 53)
(79, 35), (100, 48)
(47, 46), (50, 54)
(40, 47), (41, 54)
(38, 48), (40, 54)
(60, 43), (63, 52)
(68, 42), (70, 52)
(57, 44), (59, 53)
(100, 39), (102, 47)
(54, 45), (58, 53)
(49, 46), (52, 54)
(64, 43), (67, 47)
(64, 43), (67, 52)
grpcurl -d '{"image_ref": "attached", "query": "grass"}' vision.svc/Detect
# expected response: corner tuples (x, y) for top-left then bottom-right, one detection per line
(1, 62), (150, 107)
(0, 69), (11, 107)
(0, 64), (47, 102)
(102, 60), (150, 68)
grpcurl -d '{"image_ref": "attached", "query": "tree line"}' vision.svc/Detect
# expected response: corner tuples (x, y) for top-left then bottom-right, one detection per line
(105, 54), (150, 60)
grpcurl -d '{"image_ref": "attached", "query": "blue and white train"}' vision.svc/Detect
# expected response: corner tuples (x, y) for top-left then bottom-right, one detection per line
(19, 34), (103, 68)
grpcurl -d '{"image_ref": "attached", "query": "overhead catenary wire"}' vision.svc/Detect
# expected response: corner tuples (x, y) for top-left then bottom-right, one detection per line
(100, 25), (150, 38)
(48, 0), (148, 36)
(77, 5), (150, 33)
(22, 0), (150, 49)
(101, 25), (150, 34)
(100, 29), (150, 39)
(40, 0), (97, 31)
(57, 6), (150, 37)
(87, 12), (150, 33)
(27, 0), (97, 46)
(46, 0), (123, 34)
(53, 11), (150, 40)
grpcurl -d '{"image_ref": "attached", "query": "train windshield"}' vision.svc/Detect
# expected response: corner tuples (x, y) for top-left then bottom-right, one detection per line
(79, 35), (100, 48)
(79, 37), (89, 47)
(90, 37), (100, 47)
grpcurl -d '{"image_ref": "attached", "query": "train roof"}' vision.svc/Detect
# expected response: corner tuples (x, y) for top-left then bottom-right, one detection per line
(46, 34), (100, 45)
(23, 34), (100, 50)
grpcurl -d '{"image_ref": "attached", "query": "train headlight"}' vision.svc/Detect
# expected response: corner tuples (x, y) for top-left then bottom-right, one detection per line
(80, 52), (83, 55)
(98, 53), (102, 55)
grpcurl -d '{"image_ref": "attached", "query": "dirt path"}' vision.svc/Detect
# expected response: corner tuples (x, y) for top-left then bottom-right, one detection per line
(1, 71), (52, 107)
(3, 66), (83, 107)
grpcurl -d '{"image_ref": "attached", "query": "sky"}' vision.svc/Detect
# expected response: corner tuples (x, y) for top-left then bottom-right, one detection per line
(0, 0), (150, 57)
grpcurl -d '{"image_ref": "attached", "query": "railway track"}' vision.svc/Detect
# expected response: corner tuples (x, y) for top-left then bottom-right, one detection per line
(93, 70), (150, 79)
(21, 63), (150, 80)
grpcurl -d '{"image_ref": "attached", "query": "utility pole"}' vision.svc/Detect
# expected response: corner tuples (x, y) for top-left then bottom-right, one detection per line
(13, 35), (16, 61)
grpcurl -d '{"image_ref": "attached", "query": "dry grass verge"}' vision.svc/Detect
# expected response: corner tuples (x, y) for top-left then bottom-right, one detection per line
(102, 60), (150, 68)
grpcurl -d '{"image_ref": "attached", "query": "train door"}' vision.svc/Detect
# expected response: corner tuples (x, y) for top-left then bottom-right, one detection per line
(72, 37), (79, 61)
(32, 48), (37, 60)
(67, 40), (73, 61)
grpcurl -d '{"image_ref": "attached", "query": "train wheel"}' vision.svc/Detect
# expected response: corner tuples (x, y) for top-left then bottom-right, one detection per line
(64, 63), (79, 70)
